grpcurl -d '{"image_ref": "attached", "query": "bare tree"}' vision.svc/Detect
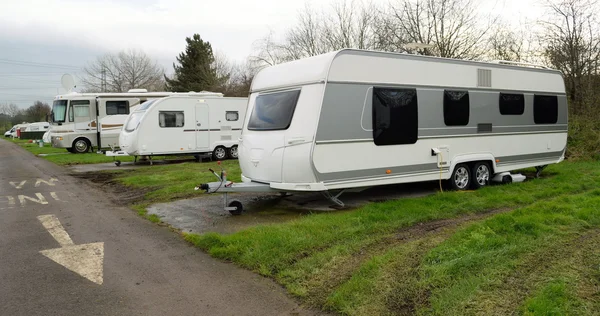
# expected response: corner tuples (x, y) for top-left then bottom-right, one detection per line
(540, 0), (600, 108)
(382, 0), (497, 59)
(81, 49), (165, 92)
(250, 0), (380, 68)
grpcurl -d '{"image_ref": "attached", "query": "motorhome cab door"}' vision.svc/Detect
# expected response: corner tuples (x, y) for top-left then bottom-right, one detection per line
(70, 99), (93, 131)
(195, 103), (209, 149)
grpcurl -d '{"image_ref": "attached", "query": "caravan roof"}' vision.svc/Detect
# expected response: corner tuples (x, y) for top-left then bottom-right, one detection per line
(250, 49), (565, 94)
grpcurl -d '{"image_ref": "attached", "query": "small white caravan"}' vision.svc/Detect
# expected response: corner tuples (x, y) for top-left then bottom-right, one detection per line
(23, 122), (50, 132)
(49, 89), (222, 153)
(118, 95), (247, 160)
(198, 49), (568, 214)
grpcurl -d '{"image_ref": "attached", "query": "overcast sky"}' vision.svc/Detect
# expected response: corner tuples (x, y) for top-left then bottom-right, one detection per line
(0, 0), (542, 108)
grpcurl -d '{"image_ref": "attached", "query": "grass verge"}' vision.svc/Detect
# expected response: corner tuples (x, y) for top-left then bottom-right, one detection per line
(183, 161), (600, 315)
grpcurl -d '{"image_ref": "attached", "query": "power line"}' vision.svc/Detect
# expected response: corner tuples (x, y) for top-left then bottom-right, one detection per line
(0, 58), (82, 70)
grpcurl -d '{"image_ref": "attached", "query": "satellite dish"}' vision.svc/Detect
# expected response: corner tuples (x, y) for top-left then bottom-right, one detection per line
(61, 74), (75, 92)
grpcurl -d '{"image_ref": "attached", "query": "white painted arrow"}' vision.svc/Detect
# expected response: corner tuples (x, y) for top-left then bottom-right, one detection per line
(37, 215), (104, 285)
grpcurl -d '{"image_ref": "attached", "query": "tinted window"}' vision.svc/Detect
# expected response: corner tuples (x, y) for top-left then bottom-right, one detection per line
(159, 111), (184, 128)
(125, 112), (144, 132)
(444, 90), (469, 126)
(499, 93), (524, 115)
(106, 101), (129, 115)
(372, 88), (418, 146)
(226, 111), (239, 121)
(534, 95), (558, 124)
(248, 90), (300, 131)
(139, 99), (157, 111)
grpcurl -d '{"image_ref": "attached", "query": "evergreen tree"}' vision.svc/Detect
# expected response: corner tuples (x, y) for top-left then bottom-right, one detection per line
(165, 34), (224, 92)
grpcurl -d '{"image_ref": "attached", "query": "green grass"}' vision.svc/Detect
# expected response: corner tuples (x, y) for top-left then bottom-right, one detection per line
(115, 159), (241, 203)
(6, 137), (136, 165)
(183, 161), (600, 315)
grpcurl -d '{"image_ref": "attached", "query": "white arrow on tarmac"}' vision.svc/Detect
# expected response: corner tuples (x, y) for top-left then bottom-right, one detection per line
(37, 214), (104, 285)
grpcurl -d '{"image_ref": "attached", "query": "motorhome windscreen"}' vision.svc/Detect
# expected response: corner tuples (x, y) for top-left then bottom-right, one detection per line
(52, 100), (68, 123)
(248, 90), (300, 130)
(125, 112), (145, 132)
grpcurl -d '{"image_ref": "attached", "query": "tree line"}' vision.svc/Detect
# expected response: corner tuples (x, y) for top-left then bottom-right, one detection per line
(0, 101), (51, 132)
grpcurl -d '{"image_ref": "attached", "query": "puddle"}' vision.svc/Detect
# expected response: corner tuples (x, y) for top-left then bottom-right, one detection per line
(148, 181), (440, 234)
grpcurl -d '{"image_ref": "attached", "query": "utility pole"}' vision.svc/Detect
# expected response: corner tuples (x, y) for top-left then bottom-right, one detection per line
(101, 67), (106, 92)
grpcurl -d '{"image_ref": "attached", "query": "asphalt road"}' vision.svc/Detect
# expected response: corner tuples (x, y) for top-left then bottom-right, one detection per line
(0, 139), (315, 316)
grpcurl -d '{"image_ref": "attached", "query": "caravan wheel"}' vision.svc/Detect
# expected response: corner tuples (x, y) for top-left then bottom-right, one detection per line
(449, 164), (471, 190)
(228, 146), (238, 159)
(471, 162), (491, 189)
(212, 146), (227, 160)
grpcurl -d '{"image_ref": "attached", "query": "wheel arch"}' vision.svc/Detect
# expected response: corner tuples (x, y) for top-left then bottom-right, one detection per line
(450, 153), (497, 175)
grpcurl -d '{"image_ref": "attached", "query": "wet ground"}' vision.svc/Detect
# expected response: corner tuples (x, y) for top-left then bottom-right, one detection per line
(147, 181), (441, 234)
(68, 156), (206, 173)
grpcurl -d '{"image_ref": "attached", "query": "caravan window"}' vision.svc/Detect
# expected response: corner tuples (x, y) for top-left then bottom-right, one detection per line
(125, 112), (144, 132)
(248, 90), (300, 131)
(372, 88), (418, 146)
(443, 90), (469, 126)
(226, 111), (239, 121)
(534, 95), (558, 124)
(159, 111), (184, 128)
(106, 101), (130, 115)
(499, 93), (524, 115)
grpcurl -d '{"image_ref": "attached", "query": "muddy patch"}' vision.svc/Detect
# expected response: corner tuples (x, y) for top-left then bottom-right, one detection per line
(70, 171), (153, 206)
(147, 181), (441, 234)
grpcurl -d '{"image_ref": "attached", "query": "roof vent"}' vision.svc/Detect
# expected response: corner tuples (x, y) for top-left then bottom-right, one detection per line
(128, 89), (148, 93)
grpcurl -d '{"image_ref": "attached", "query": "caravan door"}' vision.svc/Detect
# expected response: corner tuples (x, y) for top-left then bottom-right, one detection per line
(195, 103), (209, 149)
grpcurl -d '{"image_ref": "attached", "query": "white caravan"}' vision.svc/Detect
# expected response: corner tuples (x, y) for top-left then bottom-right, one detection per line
(198, 49), (568, 214)
(118, 95), (247, 161)
(23, 122), (50, 132)
(49, 89), (222, 153)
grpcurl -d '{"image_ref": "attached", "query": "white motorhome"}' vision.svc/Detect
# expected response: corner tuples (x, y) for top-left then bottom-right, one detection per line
(118, 95), (247, 161)
(49, 89), (222, 153)
(199, 49), (568, 214)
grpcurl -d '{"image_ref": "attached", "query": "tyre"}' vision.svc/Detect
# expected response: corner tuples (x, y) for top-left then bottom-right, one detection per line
(227, 145), (238, 159)
(72, 138), (90, 153)
(471, 162), (491, 189)
(228, 200), (244, 215)
(449, 163), (471, 190)
(212, 146), (227, 160)
(66, 148), (75, 153)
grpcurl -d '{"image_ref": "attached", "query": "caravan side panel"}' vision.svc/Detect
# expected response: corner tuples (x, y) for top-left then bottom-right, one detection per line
(312, 80), (567, 187)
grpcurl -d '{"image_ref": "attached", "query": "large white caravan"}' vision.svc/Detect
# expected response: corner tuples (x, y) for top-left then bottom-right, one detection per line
(198, 49), (568, 214)
(118, 95), (247, 161)
(49, 89), (222, 153)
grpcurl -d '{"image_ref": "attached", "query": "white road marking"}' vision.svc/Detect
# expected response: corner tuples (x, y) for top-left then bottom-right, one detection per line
(18, 193), (48, 206)
(38, 215), (74, 247)
(7, 196), (15, 206)
(9, 180), (27, 189)
(50, 192), (60, 201)
(35, 178), (58, 187)
(37, 215), (104, 285)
